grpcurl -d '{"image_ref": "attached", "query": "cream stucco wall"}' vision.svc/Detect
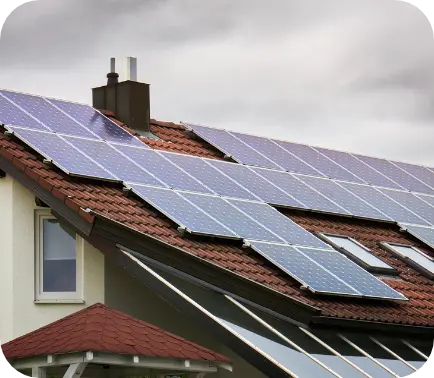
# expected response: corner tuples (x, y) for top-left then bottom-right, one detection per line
(0, 176), (105, 343)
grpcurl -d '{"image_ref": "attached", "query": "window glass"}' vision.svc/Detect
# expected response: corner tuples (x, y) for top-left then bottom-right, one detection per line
(387, 244), (434, 276)
(324, 235), (393, 271)
(42, 218), (76, 292)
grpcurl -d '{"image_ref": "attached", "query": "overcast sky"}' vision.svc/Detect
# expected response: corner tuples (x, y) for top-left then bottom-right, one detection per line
(1, 0), (434, 164)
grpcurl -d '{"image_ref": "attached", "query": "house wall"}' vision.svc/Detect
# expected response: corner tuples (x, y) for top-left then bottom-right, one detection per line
(0, 176), (105, 343)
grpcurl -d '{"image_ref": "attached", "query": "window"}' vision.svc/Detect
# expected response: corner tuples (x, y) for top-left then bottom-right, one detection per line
(381, 243), (434, 279)
(319, 234), (395, 274)
(35, 210), (83, 301)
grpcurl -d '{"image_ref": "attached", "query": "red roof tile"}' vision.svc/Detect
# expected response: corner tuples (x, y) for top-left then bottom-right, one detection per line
(1, 120), (434, 327)
(1, 303), (229, 362)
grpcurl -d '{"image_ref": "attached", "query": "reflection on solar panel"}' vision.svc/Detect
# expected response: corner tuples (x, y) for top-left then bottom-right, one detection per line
(207, 159), (305, 208)
(298, 247), (407, 300)
(380, 189), (434, 225)
(400, 224), (434, 249)
(231, 131), (322, 176)
(112, 145), (211, 194)
(127, 184), (237, 238)
(272, 140), (364, 183)
(392, 160), (434, 191)
(7, 127), (116, 180)
(180, 192), (282, 242)
(315, 147), (403, 190)
(0, 90), (98, 139)
(252, 167), (348, 215)
(355, 154), (434, 195)
(161, 152), (258, 200)
(298, 175), (389, 220)
(340, 182), (429, 225)
(47, 98), (144, 146)
(184, 123), (281, 169)
(0, 93), (48, 131)
(64, 136), (164, 186)
(248, 241), (359, 296)
(227, 199), (330, 248)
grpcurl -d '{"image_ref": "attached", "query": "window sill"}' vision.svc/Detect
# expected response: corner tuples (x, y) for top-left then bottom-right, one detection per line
(34, 299), (85, 304)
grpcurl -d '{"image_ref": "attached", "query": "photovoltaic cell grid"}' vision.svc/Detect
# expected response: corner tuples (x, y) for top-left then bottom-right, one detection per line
(400, 224), (434, 250)
(249, 241), (406, 300)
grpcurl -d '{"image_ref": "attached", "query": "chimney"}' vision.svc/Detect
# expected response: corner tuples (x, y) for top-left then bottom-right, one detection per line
(92, 57), (150, 133)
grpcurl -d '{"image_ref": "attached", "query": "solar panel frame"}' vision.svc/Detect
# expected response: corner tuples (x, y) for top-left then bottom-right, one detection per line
(391, 160), (434, 192)
(5, 126), (117, 181)
(247, 241), (361, 296)
(127, 184), (238, 239)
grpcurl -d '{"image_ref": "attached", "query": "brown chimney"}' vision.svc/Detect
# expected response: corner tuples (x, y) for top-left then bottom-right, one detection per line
(92, 57), (150, 133)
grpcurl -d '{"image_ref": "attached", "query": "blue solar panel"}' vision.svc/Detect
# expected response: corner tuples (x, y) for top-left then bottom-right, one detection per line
(273, 140), (364, 183)
(298, 175), (390, 221)
(127, 184), (237, 238)
(160, 152), (258, 200)
(400, 224), (434, 249)
(0, 90), (98, 139)
(298, 247), (407, 300)
(392, 161), (434, 192)
(63, 136), (164, 186)
(112, 145), (212, 194)
(355, 154), (434, 195)
(206, 159), (305, 208)
(185, 123), (281, 170)
(252, 168), (348, 215)
(228, 199), (330, 248)
(0, 93), (49, 131)
(7, 127), (116, 180)
(230, 131), (323, 176)
(248, 241), (360, 296)
(46, 99), (144, 147)
(180, 192), (282, 242)
(315, 147), (403, 190)
(416, 193), (434, 209)
(380, 189), (434, 226)
(340, 182), (430, 226)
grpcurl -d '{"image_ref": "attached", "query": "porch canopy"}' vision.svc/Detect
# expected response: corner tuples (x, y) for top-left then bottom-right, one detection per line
(1, 303), (231, 378)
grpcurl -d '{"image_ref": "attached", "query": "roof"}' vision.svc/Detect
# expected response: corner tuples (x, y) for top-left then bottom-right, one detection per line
(1, 113), (434, 327)
(1, 303), (229, 362)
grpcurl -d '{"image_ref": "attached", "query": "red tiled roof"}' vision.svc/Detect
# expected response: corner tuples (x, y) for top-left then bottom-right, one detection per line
(1, 303), (229, 361)
(1, 119), (434, 327)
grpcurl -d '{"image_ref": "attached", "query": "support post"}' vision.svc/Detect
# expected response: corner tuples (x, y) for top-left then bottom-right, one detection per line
(31, 367), (47, 378)
(63, 362), (88, 378)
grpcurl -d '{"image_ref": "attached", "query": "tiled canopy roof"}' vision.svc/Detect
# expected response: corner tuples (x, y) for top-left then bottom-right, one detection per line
(1, 118), (434, 327)
(1, 303), (229, 361)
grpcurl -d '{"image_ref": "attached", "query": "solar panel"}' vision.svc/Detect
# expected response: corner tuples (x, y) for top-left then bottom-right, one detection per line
(127, 184), (237, 239)
(298, 247), (407, 300)
(184, 123), (281, 170)
(298, 175), (389, 221)
(46, 98), (144, 146)
(7, 127), (116, 180)
(206, 159), (306, 208)
(400, 224), (434, 249)
(354, 154), (434, 195)
(63, 136), (165, 186)
(391, 160), (434, 192)
(273, 140), (364, 183)
(227, 199), (331, 248)
(180, 192), (282, 242)
(0, 90), (98, 139)
(340, 182), (430, 226)
(315, 147), (403, 190)
(230, 131), (323, 176)
(380, 189), (434, 226)
(0, 93), (49, 132)
(248, 241), (360, 296)
(415, 193), (434, 209)
(112, 145), (212, 194)
(252, 167), (348, 215)
(160, 152), (258, 200)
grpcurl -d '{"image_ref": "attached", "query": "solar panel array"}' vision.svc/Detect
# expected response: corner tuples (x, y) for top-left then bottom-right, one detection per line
(1, 89), (430, 300)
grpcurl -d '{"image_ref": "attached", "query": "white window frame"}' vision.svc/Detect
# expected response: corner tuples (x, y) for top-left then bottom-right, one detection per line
(381, 242), (434, 280)
(318, 233), (397, 275)
(35, 209), (84, 302)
